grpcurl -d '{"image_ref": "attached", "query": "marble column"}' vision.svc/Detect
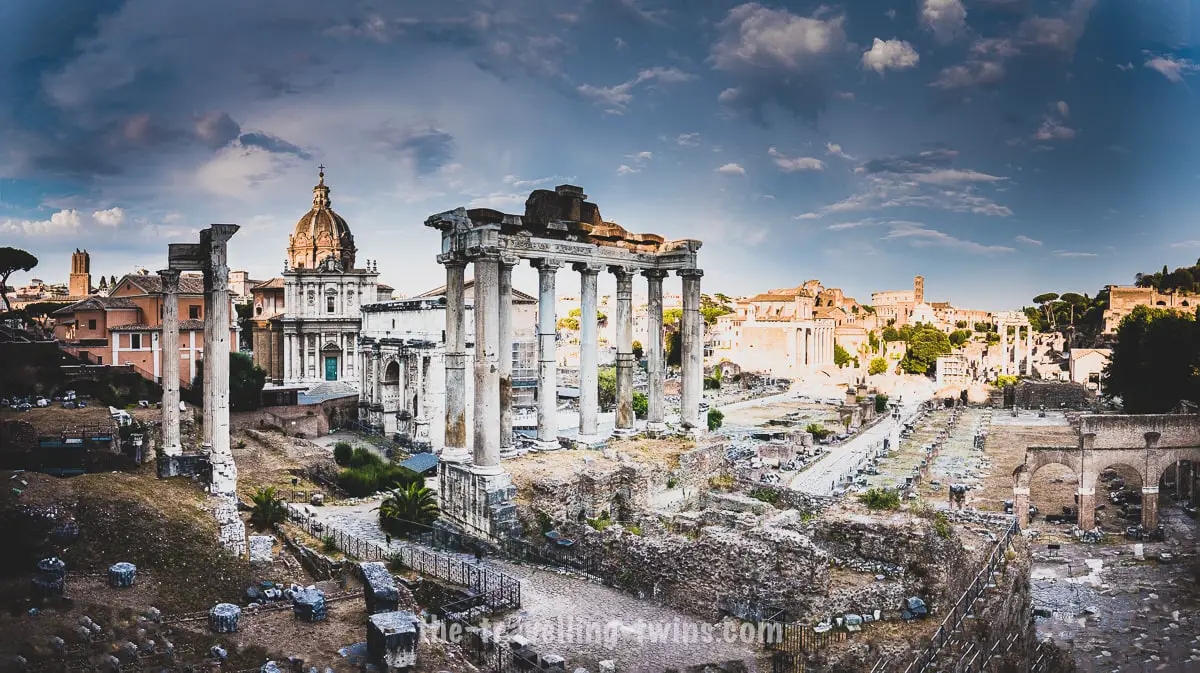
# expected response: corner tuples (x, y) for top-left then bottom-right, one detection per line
(472, 256), (502, 473)
(533, 259), (561, 450)
(1024, 326), (1033, 376)
(498, 257), (517, 457)
(997, 321), (1007, 376)
(679, 268), (704, 432)
(1013, 486), (1030, 528)
(1142, 486), (1159, 530)
(442, 261), (469, 463)
(643, 269), (668, 435)
(373, 346), (383, 429)
(612, 266), (636, 436)
(158, 269), (182, 456)
(575, 263), (602, 445)
(202, 280), (214, 448)
(202, 224), (239, 497)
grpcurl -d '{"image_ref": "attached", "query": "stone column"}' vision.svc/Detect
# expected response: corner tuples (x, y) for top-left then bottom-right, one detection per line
(202, 283), (215, 447)
(202, 224), (238, 497)
(472, 256), (502, 473)
(498, 257), (517, 458)
(373, 346), (383, 429)
(533, 259), (561, 450)
(1024, 326), (1033, 376)
(575, 263), (602, 445)
(159, 269), (182, 456)
(679, 269), (704, 432)
(1013, 486), (1030, 528)
(1180, 460), (1194, 501)
(1077, 487), (1096, 530)
(1142, 486), (1159, 530)
(643, 269), (668, 436)
(611, 266), (636, 436)
(442, 261), (469, 463)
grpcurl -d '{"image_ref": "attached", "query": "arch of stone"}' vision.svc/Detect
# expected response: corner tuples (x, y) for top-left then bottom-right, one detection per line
(1014, 414), (1200, 530)
(424, 184), (703, 540)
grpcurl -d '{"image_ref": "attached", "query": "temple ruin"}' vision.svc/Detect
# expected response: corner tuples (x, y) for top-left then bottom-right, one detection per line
(424, 185), (703, 539)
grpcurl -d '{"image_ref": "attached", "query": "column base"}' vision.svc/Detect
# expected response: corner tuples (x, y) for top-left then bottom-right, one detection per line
(611, 427), (640, 439)
(574, 433), (609, 449)
(499, 445), (522, 460)
(160, 444), (182, 457)
(644, 422), (669, 438)
(439, 462), (520, 541)
(440, 448), (471, 464)
(530, 439), (562, 452)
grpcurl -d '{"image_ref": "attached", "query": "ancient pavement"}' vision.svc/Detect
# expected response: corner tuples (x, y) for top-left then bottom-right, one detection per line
(303, 502), (763, 671)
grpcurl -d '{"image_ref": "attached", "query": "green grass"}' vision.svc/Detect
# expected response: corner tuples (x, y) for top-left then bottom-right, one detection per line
(858, 487), (901, 510)
(749, 487), (780, 505)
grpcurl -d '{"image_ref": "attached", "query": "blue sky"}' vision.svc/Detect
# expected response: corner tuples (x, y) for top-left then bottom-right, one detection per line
(1, 0), (1198, 310)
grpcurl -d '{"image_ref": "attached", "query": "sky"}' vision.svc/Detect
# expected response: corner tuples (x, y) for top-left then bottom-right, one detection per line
(1, 0), (1198, 311)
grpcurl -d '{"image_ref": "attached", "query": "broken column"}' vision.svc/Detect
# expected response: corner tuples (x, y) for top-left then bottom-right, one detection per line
(533, 259), (561, 450)
(612, 266), (635, 436)
(107, 562), (137, 588)
(208, 603), (241, 633)
(679, 269), (704, 432)
(32, 557), (66, 598)
(367, 611), (421, 671)
(644, 269), (668, 436)
(361, 562), (400, 614)
(1141, 486), (1159, 530)
(576, 263), (603, 445)
(158, 269), (182, 456)
(292, 587), (327, 622)
(1076, 487), (1095, 530)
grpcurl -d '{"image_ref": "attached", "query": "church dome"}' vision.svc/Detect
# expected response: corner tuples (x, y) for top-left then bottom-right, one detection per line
(287, 168), (357, 271)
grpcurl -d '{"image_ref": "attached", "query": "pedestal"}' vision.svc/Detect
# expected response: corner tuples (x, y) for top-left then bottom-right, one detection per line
(438, 461), (519, 541)
(1141, 487), (1159, 530)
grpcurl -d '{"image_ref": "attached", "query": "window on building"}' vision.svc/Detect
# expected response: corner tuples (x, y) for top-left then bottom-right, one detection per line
(189, 305), (201, 320)
(391, 319), (396, 329)
(131, 334), (142, 350)
(88, 319), (97, 330)
(255, 305), (263, 316)
(327, 294), (335, 313)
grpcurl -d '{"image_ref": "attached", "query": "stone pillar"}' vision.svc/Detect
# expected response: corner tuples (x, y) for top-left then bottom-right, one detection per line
(203, 225), (238, 494)
(611, 266), (636, 436)
(999, 322), (1009, 376)
(533, 259), (561, 449)
(442, 261), (468, 463)
(1142, 486), (1159, 530)
(158, 269), (182, 456)
(373, 347), (384, 429)
(1013, 486), (1030, 528)
(643, 269), (668, 436)
(1024, 326), (1033, 376)
(202, 284), (215, 447)
(1180, 460), (1194, 501)
(498, 258), (517, 458)
(1077, 487), (1096, 530)
(472, 256), (502, 474)
(575, 263), (603, 445)
(679, 268), (704, 432)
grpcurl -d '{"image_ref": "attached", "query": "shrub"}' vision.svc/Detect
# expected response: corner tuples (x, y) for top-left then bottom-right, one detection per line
(249, 486), (287, 528)
(708, 473), (735, 490)
(587, 511), (614, 531)
(625, 525), (642, 536)
(320, 535), (338, 553)
(874, 394), (889, 414)
(993, 375), (1019, 388)
(337, 448), (422, 497)
(859, 488), (901, 510)
(386, 552), (408, 573)
(235, 439), (246, 450)
(806, 423), (832, 440)
(932, 511), (952, 539)
(333, 442), (353, 466)
(749, 487), (780, 505)
(707, 408), (724, 431)
(704, 376), (721, 390)
(632, 392), (648, 419)
(666, 476), (678, 489)
(378, 483), (440, 536)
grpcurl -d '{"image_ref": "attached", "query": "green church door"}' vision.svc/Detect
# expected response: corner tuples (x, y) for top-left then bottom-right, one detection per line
(324, 356), (337, 381)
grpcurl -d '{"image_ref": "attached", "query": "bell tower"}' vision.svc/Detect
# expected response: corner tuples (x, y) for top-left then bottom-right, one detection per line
(69, 249), (92, 297)
(914, 275), (925, 305)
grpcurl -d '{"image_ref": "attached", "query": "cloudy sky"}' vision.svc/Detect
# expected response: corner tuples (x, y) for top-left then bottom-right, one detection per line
(1, 0), (1198, 310)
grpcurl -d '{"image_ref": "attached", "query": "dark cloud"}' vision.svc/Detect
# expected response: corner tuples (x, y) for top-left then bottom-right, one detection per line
(370, 125), (455, 175)
(238, 132), (312, 159)
(195, 112), (241, 149)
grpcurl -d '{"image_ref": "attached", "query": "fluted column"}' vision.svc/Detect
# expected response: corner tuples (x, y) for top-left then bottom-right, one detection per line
(159, 269), (182, 455)
(533, 259), (562, 449)
(679, 268), (704, 432)
(997, 321), (1007, 376)
(473, 256), (502, 473)
(644, 269), (668, 435)
(1024, 326), (1033, 376)
(202, 224), (238, 497)
(575, 263), (603, 444)
(498, 257), (517, 457)
(442, 260), (468, 463)
(612, 266), (636, 436)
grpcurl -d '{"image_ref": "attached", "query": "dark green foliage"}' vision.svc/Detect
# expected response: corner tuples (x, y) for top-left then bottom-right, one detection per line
(900, 324), (952, 375)
(833, 343), (851, 367)
(1105, 305), (1200, 412)
(805, 422), (831, 440)
(859, 488), (901, 510)
(0, 247), (38, 313)
(868, 357), (889, 376)
(707, 408), (724, 431)
(249, 486), (287, 528)
(749, 487), (780, 504)
(338, 448), (422, 497)
(882, 326), (901, 342)
(632, 391), (648, 419)
(190, 352), (266, 411)
(874, 394), (889, 413)
(632, 340), (644, 360)
(666, 330), (682, 367)
(333, 442), (353, 466)
(598, 366), (616, 410)
(378, 483), (439, 536)
(948, 329), (971, 347)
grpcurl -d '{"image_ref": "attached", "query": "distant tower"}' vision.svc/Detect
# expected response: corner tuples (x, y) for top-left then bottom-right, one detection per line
(914, 275), (925, 305)
(69, 249), (92, 297)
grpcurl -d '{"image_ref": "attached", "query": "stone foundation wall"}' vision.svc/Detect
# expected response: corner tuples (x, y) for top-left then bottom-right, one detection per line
(1013, 381), (1094, 410)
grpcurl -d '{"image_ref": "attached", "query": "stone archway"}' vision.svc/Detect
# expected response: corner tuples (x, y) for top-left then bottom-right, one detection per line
(1012, 458), (1080, 528)
(381, 359), (401, 435)
(1092, 462), (1144, 530)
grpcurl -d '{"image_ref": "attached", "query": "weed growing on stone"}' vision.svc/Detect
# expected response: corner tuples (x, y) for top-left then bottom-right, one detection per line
(708, 473), (735, 491)
(859, 488), (901, 510)
(749, 487), (780, 505)
(932, 512), (952, 539)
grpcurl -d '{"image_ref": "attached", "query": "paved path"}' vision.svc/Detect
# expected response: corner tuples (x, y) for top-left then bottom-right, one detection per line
(789, 399), (929, 495)
(300, 503), (762, 672)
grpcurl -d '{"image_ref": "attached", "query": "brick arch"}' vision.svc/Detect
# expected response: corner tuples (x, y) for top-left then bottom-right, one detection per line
(1152, 448), (1200, 488)
(1019, 448), (1080, 484)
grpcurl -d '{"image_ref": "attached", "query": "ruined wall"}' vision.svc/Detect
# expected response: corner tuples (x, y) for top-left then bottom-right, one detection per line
(1013, 381), (1094, 410)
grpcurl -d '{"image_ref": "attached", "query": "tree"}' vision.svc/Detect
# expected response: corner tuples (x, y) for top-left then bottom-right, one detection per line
(948, 329), (971, 347)
(867, 330), (880, 353)
(632, 391), (648, 419)
(333, 441), (353, 466)
(868, 357), (888, 375)
(899, 324), (952, 375)
(598, 366), (616, 410)
(1059, 292), (1087, 327)
(663, 308), (683, 328)
(666, 330), (682, 367)
(377, 483), (440, 536)
(707, 408), (724, 432)
(833, 343), (851, 367)
(632, 340), (644, 360)
(0, 247), (38, 313)
(249, 486), (287, 528)
(1104, 305), (1200, 413)
(1033, 293), (1059, 328)
(192, 352), (267, 411)
(881, 326), (901, 342)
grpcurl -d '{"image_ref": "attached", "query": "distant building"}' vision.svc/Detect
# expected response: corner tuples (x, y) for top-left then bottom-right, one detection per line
(1102, 285), (1196, 333)
(69, 249), (91, 298)
(1068, 348), (1111, 392)
(935, 353), (971, 388)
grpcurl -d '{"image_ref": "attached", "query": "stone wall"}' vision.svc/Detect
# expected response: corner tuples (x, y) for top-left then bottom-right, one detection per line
(1012, 381), (1094, 410)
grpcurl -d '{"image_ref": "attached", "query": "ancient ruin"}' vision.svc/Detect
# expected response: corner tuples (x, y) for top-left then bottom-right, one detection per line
(425, 185), (703, 539)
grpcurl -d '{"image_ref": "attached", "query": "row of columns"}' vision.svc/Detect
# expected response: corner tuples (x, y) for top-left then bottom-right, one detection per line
(441, 255), (704, 467)
(996, 321), (1033, 376)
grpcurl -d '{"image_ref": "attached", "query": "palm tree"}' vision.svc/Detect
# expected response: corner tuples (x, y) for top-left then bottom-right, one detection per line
(249, 486), (287, 528)
(377, 483), (439, 536)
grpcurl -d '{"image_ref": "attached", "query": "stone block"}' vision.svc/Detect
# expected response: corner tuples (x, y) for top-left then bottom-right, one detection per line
(107, 562), (137, 588)
(209, 604), (241, 633)
(361, 562), (400, 614)
(367, 611), (421, 671)
(249, 536), (275, 565)
(292, 587), (327, 622)
(541, 654), (566, 671)
(598, 661), (616, 673)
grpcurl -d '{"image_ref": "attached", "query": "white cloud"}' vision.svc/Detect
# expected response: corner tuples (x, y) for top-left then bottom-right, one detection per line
(1034, 117), (1076, 141)
(825, 143), (853, 160)
(1017, 0), (1097, 54)
(861, 38), (920, 74)
(673, 132), (700, 147)
(465, 192), (528, 209)
(716, 163), (746, 175)
(1015, 235), (1043, 246)
(931, 61), (1005, 89)
(502, 175), (575, 189)
(1053, 250), (1098, 258)
(616, 164), (640, 175)
(1056, 100), (1070, 117)
(768, 147), (825, 172)
(834, 91), (855, 100)
(92, 207), (126, 227)
(911, 169), (1005, 184)
(794, 212), (821, 220)
(712, 4), (846, 70)
(614, 37), (627, 50)
(0, 209), (84, 237)
(627, 151), (653, 162)
(577, 66), (695, 112)
(1170, 240), (1200, 248)
(1144, 54), (1200, 83)
(884, 223), (1014, 254)
(921, 0), (967, 43)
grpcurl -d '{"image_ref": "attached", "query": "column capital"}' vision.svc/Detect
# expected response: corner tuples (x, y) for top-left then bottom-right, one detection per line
(608, 265), (636, 279)
(642, 268), (670, 280)
(677, 268), (705, 279)
(205, 223), (240, 244)
(440, 255), (468, 269)
(573, 262), (604, 275)
(532, 258), (564, 272)
(499, 254), (520, 269)
(157, 268), (182, 291)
